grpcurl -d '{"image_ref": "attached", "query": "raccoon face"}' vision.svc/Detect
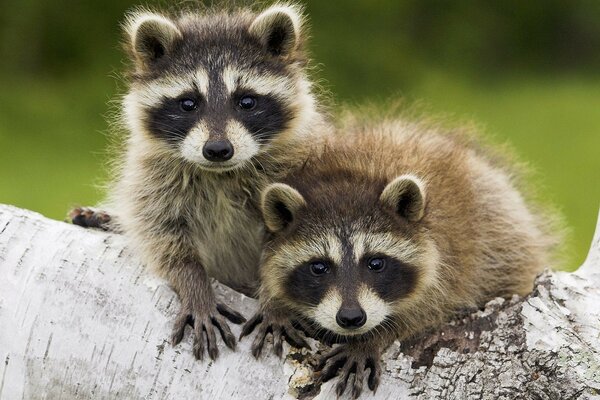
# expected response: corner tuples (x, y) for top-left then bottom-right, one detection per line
(260, 176), (438, 337)
(122, 5), (313, 172)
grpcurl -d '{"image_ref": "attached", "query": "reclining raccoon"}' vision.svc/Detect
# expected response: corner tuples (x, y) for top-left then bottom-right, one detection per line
(244, 116), (557, 397)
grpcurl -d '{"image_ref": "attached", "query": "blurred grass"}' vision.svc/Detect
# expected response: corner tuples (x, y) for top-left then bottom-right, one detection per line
(0, 75), (112, 220)
(1, 0), (599, 272)
(0, 71), (597, 271)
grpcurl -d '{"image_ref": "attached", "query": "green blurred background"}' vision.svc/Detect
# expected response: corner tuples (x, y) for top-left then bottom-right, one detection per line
(0, 0), (598, 270)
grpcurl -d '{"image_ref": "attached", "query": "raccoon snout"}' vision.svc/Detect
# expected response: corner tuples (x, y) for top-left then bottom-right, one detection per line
(203, 140), (234, 162)
(336, 307), (367, 329)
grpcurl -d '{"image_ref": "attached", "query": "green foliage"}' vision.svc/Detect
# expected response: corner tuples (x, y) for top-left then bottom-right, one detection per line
(0, 1), (598, 270)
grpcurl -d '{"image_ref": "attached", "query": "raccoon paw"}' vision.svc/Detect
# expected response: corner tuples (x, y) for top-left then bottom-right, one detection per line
(171, 302), (246, 361)
(69, 207), (112, 231)
(239, 309), (310, 358)
(316, 343), (382, 399)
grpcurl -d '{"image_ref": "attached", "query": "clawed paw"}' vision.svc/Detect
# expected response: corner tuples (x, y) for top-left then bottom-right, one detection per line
(239, 310), (310, 358)
(171, 302), (246, 361)
(69, 207), (112, 231)
(316, 344), (382, 399)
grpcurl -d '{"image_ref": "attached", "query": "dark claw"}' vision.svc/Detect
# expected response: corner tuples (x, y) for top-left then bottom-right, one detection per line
(69, 207), (111, 230)
(316, 345), (345, 370)
(171, 312), (192, 345)
(205, 322), (219, 360)
(283, 325), (311, 350)
(242, 309), (310, 358)
(171, 326), (185, 346)
(217, 303), (246, 324)
(272, 327), (283, 357)
(193, 322), (205, 361)
(212, 315), (236, 350)
(319, 355), (347, 382)
(352, 361), (366, 399)
(172, 303), (240, 361)
(239, 313), (263, 340)
(317, 345), (382, 397)
(335, 361), (356, 396)
(70, 209), (87, 227)
(251, 324), (268, 358)
(335, 374), (348, 396)
(367, 358), (381, 392)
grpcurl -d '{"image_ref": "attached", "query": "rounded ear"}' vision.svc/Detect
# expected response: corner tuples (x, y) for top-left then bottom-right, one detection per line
(261, 183), (306, 232)
(125, 12), (181, 68)
(380, 175), (426, 222)
(249, 4), (303, 57)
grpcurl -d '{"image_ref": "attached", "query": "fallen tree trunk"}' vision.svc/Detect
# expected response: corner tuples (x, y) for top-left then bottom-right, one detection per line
(0, 204), (598, 399)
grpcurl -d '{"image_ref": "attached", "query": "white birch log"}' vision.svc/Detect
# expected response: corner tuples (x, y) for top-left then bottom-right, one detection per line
(0, 204), (599, 399)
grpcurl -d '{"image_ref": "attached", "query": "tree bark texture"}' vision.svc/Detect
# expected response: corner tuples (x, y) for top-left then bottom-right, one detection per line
(0, 204), (598, 399)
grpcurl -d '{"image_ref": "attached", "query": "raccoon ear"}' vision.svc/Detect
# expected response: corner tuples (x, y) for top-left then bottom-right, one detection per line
(249, 5), (303, 57)
(261, 183), (306, 232)
(380, 175), (426, 222)
(125, 12), (181, 68)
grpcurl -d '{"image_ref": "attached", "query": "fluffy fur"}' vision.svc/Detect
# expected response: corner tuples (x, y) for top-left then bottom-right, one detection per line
(71, 3), (328, 361)
(253, 113), (560, 396)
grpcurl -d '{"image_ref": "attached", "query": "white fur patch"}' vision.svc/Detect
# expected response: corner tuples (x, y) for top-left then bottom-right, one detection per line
(222, 66), (294, 101)
(284, 77), (319, 136)
(261, 183), (306, 232)
(357, 286), (391, 333)
(380, 174), (427, 222)
(194, 68), (210, 98)
(222, 66), (237, 94)
(253, 4), (302, 38)
(125, 12), (181, 48)
(181, 122), (210, 164)
(415, 239), (441, 290)
(327, 234), (344, 265)
(180, 122), (210, 164)
(249, 4), (303, 57)
(310, 288), (342, 333)
(130, 79), (190, 110)
(128, 67), (209, 111)
(179, 120), (258, 171)
(390, 174), (426, 196)
(309, 286), (390, 336)
(351, 231), (419, 264)
(270, 231), (343, 269)
(225, 120), (260, 163)
(123, 91), (146, 140)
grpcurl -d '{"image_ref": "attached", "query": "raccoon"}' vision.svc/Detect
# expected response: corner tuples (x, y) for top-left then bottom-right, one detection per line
(70, 3), (327, 360)
(245, 115), (558, 397)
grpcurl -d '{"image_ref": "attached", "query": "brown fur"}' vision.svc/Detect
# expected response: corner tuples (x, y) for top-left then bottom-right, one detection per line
(253, 113), (560, 396)
(260, 113), (560, 343)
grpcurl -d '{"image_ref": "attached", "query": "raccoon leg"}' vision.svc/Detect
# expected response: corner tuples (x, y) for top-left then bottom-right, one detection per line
(316, 337), (393, 398)
(69, 207), (113, 231)
(239, 303), (310, 358)
(169, 259), (246, 360)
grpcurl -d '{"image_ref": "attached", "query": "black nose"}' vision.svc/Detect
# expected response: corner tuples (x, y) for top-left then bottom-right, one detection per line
(202, 140), (234, 162)
(336, 307), (367, 329)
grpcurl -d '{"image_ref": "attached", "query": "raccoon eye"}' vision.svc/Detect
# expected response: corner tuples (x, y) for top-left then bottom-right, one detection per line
(238, 95), (257, 110)
(309, 261), (330, 276)
(179, 99), (197, 112)
(368, 257), (386, 272)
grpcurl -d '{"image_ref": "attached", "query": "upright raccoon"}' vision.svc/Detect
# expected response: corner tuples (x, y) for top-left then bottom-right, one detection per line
(71, 4), (326, 360)
(246, 115), (558, 397)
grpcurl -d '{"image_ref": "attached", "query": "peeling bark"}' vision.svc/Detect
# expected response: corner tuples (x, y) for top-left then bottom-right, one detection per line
(0, 205), (598, 399)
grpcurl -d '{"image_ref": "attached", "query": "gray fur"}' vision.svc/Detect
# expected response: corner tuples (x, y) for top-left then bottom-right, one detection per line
(73, 3), (327, 361)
